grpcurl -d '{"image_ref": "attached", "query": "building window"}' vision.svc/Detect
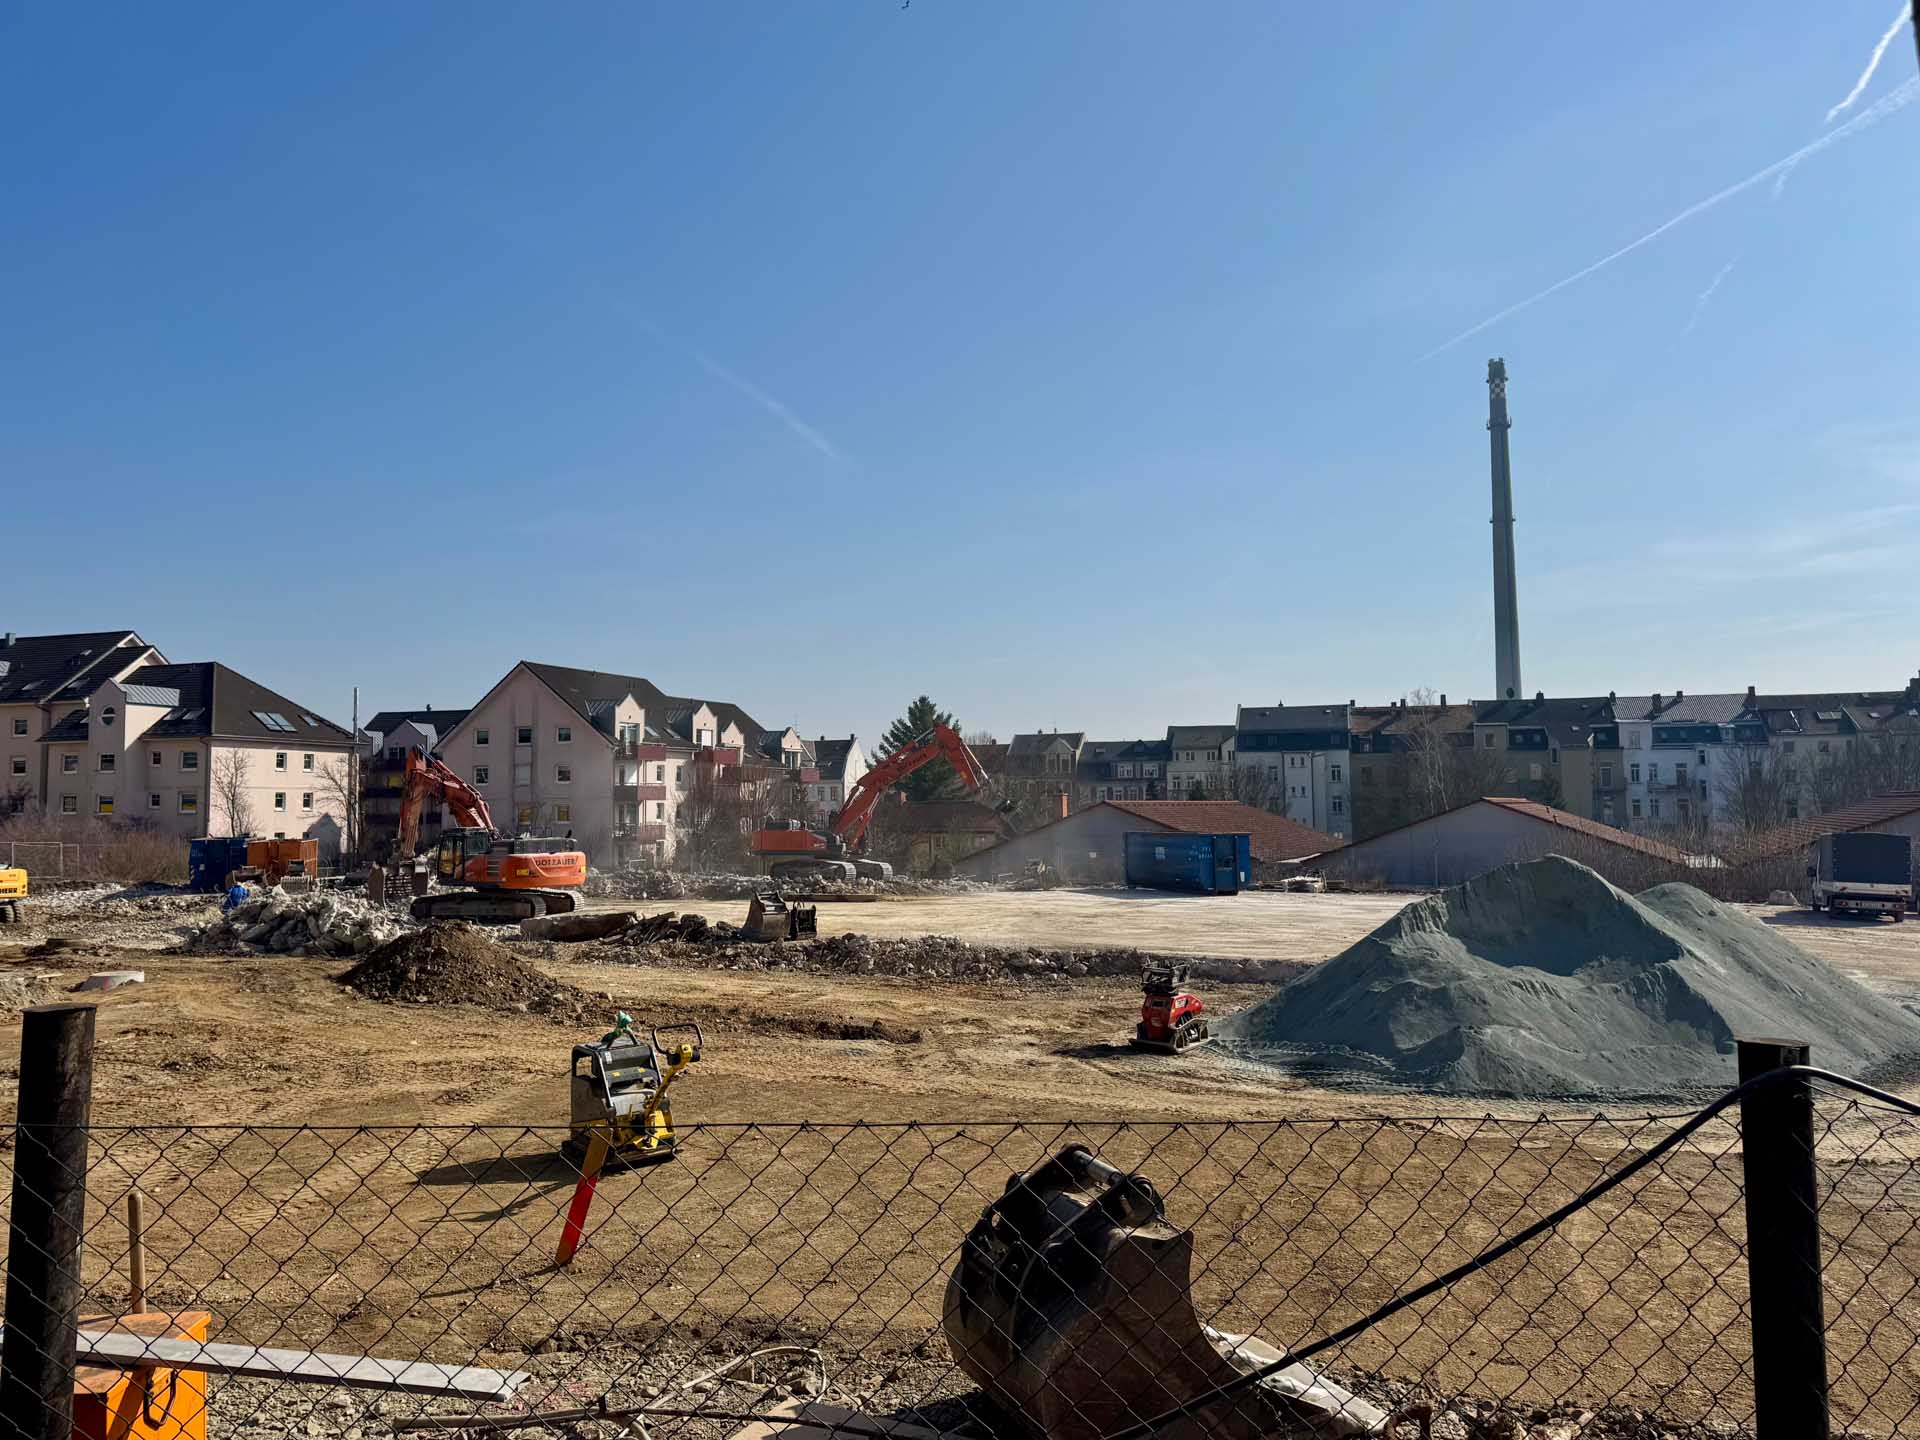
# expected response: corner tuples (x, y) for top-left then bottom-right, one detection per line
(1817, 740), (1830, 753)
(98, 753), (115, 773)
(1675, 763), (1688, 787)
(9, 757), (23, 776)
(181, 751), (198, 770)
(179, 793), (198, 814)
(386, 747), (404, 763)
(654, 802), (664, 819)
(96, 796), (113, 815)
(61, 795), (77, 814)
(1332, 796), (1345, 814)
(150, 750), (162, 766)
(1629, 732), (1642, 749)
(1600, 764), (1613, 787)
(1697, 749), (1707, 766)
(10, 718), (24, 736)
(554, 803), (571, 823)
(62, 754), (78, 774)
(1787, 800), (1799, 820)
(1650, 798), (1661, 818)
(273, 832), (285, 841)
(474, 766), (490, 784)
(476, 728), (490, 747)
(655, 764), (665, 782)
(100, 705), (116, 728)
(1678, 798), (1691, 819)
(675, 765), (684, 785)
(301, 792), (314, 811)
(1647, 763), (1658, 783)
(1782, 740), (1795, 754)
(1631, 798), (1642, 818)
(517, 726), (533, 745)
(556, 764), (572, 783)
(557, 726), (572, 743)
(303, 753), (314, 771)
(1483, 734), (1495, 748)
(273, 792), (287, 812)
(148, 793), (161, 809)
(274, 752), (288, 771)
(517, 805), (535, 826)
(1602, 800), (1615, 823)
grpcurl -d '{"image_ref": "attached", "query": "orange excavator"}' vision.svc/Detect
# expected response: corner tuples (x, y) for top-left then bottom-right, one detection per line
(397, 747), (588, 922)
(751, 723), (997, 882)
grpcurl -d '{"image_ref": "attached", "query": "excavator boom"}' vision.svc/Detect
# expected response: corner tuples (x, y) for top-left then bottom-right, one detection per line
(397, 748), (496, 858)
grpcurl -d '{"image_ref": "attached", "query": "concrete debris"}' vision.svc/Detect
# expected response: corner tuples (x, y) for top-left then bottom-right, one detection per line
(518, 910), (642, 943)
(1766, 889), (1800, 906)
(340, 923), (593, 1022)
(581, 869), (989, 902)
(1220, 855), (1920, 1099)
(0, 974), (61, 1014)
(588, 925), (1302, 985)
(75, 970), (145, 991)
(183, 889), (411, 958)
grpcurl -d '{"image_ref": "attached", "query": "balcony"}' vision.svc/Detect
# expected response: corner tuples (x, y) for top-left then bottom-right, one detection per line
(614, 783), (668, 803)
(614, 740), (669, 762)
(614, 822), (667, 843)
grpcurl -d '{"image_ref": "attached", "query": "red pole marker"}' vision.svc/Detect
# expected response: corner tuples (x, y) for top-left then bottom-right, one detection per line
(555, 1132), (610, 1267)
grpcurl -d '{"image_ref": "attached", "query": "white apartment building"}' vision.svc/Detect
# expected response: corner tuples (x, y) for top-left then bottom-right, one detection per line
(1235, 704), (1353, 841)
(1165, 725), (1235, 800)
(1, 630), (162, 812)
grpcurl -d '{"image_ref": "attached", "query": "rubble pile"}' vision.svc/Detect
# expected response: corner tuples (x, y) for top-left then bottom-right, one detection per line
(589, 926), (1298, 984)
(581, 869), (990, 901)
(183, 889), (410, 957)
(340, 923), (592, 1021)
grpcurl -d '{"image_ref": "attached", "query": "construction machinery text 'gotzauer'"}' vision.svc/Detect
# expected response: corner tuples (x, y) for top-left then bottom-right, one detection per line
(751, 723), (994, 882)
(396, 747), (587, 923)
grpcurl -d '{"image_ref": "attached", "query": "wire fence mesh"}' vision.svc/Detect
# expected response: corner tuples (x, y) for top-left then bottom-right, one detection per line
(0, 1082), (1916, 1438)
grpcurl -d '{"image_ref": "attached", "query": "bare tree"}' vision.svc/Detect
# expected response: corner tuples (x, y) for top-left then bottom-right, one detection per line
(209, 749), (255, 835)
(674, 758), (754, 873)
(1805, 718), (1920, 815)
(962, 729), (997, 748)
(314, 756), (361, 860)
(1716, 742), (1797, 834)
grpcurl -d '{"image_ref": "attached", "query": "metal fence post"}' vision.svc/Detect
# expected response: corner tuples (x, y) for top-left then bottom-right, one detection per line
(0, 1004), (97, 1440)
(1737, 1037), (1828, 1440)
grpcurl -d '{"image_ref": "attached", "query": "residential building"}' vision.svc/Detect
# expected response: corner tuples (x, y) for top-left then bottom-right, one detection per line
(1469, 693), (1619, 821)
(359, 706), (472, 860)
(1075, 738), (1170, 807)
(1005, 731), (1084, 809)
(952, 798), (1340, 885)
(430, 661), (766, 867)
(36, 662), (354, 856)
(1234, 704), (1353, 840)
(1321, 796), (1691, 890)
(1165, 725), (1235, 801)
(1612, 692), (1762, 834)
(1346, 698), (1477, 840)
(887, 798), (1014, 876)
(807, 736), (870, 817)
(1, 630), (163, 813)
(1751, 681), (1920, 820)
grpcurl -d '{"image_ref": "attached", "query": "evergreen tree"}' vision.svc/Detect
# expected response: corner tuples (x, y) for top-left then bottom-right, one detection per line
(878, 695), (964, 802)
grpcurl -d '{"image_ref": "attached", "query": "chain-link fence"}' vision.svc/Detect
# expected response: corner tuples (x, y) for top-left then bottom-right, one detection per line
(1, 1066), (1917, 1438)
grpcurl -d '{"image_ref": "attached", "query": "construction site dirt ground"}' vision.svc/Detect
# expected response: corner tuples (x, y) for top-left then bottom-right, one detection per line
(3, 886), (1920, 1433)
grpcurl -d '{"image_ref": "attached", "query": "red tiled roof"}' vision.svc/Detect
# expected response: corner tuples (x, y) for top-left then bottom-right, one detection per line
(1103, 800), (1342, 862)
(1476, 797), (1694, 864)
(1721, 791), (1920, 862)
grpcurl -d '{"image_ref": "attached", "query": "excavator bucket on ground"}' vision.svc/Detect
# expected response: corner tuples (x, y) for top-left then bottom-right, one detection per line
(742, 889), (818, 942)
(943, 1145), (1396, 1439)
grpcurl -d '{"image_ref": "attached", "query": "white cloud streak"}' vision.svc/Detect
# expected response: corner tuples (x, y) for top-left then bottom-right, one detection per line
(1826, 3), (1915, 123)
(1416, 75), (1920, 362)
(693, 352), (843, 461)
(1680, 254), (1740, 337)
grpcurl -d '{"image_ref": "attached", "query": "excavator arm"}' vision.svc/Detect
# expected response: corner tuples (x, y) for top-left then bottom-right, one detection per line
(831, 723), (991, 853)
(396, 747), (497, 858)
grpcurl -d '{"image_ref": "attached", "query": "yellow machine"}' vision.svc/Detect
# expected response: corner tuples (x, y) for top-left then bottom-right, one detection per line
(564, 1015), (702, 1168)
(0, 866), (26, 925)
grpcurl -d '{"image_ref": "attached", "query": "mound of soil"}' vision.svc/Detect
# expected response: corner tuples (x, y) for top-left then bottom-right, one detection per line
(1219, 855), (1920, 1099)
(340, 923), (594, 1022)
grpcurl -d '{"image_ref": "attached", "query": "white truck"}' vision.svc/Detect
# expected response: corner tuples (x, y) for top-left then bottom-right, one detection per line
(1809, 832), (1914, 921)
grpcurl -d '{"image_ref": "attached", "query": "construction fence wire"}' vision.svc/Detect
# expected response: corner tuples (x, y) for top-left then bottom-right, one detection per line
(0, 1082), (1917, 1439)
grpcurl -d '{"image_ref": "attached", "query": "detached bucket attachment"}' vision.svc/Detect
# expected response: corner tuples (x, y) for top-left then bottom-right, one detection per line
(942, 1145), (1388, 1439)
(743, 889), (817, 942)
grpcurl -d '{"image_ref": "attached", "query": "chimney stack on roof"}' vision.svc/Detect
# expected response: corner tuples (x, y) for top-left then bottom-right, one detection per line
(1675, 689), (1684, 703)
(1746, 685), (1757, 703)
(1440, 693), (1448, 707)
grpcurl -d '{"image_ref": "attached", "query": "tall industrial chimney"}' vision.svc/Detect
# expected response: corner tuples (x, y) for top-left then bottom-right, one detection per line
(1487, 358), (1523, 701)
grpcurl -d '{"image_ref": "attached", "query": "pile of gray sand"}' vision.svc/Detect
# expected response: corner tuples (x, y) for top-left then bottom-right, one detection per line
(1218, 855), (1920, 1099)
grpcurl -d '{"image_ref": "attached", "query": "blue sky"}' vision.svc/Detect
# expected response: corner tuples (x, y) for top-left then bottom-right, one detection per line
(4, 3), (1916, 742)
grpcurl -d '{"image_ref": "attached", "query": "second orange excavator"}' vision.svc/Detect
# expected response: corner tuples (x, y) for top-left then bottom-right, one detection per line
(396, 747), (588, 922)
(750, 723), (998, 883)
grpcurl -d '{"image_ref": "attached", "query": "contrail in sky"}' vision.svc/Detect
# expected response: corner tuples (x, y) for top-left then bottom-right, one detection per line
(1680, 255), (1739, 337)
(1417, 75), (1920, 362)
(1826, 3), (1915, 122)
(694, 351), (843, 461)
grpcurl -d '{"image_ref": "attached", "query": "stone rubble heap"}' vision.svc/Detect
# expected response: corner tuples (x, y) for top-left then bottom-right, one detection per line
(581, 868), (991, 901)
(182, 889), (411, 957)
